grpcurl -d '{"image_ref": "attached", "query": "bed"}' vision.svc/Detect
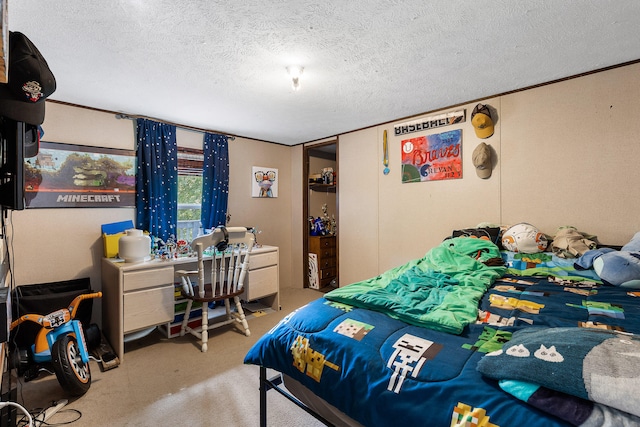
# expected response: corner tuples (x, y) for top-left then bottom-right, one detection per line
(244, 228), (640, 427)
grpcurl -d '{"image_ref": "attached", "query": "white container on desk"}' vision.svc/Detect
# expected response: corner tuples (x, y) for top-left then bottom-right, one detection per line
(118, 229), (151, 263)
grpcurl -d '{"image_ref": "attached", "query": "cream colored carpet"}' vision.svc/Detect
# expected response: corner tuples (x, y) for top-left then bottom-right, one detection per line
(15, 287), (326, 426)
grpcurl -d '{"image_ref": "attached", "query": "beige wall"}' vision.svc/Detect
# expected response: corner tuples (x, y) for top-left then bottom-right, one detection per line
(6, 104), (294, 325)
(289, 145), (304, 291)
(499, 64), (640, 243)
(7, 104), (136, 293)
(226, 136), (293, 289)
(337, 62), (640, 284)
(5, 61), (640, 314)
(338, 101), (504, 284)
(338, 127), (380, 285)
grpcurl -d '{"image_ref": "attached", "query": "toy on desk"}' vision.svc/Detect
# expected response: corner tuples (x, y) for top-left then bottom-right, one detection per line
(176, 239), (190, 255)
(248, 226), (262, 248)
(152, 234), (182, 259)
(164, 235), (177, 258)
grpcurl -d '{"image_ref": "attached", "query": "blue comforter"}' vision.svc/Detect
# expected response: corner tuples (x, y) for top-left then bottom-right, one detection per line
(245, 273), (640, 427)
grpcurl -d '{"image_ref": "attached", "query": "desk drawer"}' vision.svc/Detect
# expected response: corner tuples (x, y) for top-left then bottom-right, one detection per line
(123, 267), (174, 292)
(250, 250), (278, 270)
(244, 265), (278, 301)
(123, 284), (174, 333)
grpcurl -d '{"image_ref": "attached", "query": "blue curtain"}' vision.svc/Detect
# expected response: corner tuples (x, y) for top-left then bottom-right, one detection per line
(201, 132), (229, 230)
(135, 118), (178, 241)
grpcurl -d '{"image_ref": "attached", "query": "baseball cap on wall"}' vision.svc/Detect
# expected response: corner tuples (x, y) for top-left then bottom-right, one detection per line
(0, 31), (57, 125)
(472, 142), (492, 179)
(471, 103), (494, 139)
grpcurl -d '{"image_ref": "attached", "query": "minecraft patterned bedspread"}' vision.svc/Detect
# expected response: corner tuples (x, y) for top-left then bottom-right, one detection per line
(244, 274), (640, 427)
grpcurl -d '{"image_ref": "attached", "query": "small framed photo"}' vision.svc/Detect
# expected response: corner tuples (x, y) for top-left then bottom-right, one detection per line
(252, 166), (278, 198)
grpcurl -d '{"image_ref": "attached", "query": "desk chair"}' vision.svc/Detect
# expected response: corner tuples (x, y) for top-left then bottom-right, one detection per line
(176, 226), (255, 352)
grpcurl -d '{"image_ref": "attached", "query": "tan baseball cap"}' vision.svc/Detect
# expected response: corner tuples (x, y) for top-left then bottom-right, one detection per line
(472, 142), (492, 179)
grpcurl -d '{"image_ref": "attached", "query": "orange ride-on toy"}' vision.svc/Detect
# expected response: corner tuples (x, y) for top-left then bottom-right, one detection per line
(10, 292), (102, 396)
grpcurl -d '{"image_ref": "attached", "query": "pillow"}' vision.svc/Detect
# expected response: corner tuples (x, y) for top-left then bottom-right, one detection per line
(450, 227), (503, 249)
(477, 327), (640, 418)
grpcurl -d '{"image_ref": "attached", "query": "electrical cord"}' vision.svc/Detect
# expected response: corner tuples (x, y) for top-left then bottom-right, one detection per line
(26, 401), (82, 426)
(0, 401), (33, 427)
(2, 214), (33, 427)
(3, 212), (81, 427)
(2, 211), (83, 426)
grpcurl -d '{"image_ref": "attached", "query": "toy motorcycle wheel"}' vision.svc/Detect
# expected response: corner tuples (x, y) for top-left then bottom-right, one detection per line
(52, 334), (91, 396)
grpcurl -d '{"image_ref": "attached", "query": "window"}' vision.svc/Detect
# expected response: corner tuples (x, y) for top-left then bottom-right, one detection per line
(177, 148), (204, 241)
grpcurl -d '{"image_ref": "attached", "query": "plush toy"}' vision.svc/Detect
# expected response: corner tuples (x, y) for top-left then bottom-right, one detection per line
(577, 231), (640, 288)
(501, 223), (548, 254)
(550, 226), (597, 258)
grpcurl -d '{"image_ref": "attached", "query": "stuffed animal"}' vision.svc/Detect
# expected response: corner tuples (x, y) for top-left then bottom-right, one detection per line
(501, 223), (548, 254)
(577, 232), (640, 288)
(551, 226), (597, 258)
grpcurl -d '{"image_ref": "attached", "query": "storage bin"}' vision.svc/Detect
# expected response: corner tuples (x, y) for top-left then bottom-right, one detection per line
(101, 220), (134, 258)
(103, 232), (126, 258)
(11, 278), (93, 349)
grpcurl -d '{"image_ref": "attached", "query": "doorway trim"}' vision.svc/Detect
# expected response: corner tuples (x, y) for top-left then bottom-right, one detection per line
(303, 140), (338, 289)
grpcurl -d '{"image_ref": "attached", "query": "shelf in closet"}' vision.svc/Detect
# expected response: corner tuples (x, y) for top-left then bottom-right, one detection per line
(309, 183), (336, 192)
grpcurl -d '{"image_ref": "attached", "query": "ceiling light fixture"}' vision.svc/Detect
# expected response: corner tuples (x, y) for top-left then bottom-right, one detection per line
(287, 66), (304, 91)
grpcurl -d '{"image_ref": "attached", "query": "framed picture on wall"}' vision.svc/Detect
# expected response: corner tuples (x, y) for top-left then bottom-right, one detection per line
(252, 166), (278, 198)
(24, 141), (136, 208)
(401, 129), (462, 183)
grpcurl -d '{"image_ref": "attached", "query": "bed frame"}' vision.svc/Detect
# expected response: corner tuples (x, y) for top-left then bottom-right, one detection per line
(259, 366), (336, 427)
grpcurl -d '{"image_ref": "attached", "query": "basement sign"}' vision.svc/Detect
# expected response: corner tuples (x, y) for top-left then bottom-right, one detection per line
(394, 109), (466, 136)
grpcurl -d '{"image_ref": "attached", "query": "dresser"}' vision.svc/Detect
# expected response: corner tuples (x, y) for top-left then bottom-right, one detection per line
(101, 245), (279, 361)
(309, 235), (337, 288)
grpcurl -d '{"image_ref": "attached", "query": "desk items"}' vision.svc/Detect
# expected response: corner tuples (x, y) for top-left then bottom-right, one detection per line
(118, 229), (151, 263)
(101, 220), (134, 258)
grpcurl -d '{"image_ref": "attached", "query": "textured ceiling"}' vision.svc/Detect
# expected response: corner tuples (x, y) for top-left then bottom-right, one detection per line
(7, 1), (640, 145)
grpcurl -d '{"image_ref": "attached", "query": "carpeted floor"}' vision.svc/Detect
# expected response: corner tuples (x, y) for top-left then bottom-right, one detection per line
(12, 287), (326, 426)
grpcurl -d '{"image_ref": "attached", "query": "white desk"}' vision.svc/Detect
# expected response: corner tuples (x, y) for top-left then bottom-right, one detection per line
(101, 245), (279, 361)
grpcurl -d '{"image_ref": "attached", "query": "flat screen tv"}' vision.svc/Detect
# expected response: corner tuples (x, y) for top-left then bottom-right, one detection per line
(0, 118), (26, 211)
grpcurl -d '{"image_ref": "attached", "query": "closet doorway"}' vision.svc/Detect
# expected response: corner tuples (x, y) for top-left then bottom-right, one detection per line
(303, 140), (338, 290)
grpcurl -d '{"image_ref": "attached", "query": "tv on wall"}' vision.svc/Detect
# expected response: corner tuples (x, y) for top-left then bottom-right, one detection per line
(0, 118), (26, 211)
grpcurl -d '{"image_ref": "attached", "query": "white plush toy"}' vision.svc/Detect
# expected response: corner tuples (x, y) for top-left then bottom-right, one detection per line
(501, 223), (548, 254)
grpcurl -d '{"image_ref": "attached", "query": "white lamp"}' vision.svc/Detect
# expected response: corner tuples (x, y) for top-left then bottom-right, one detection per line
(287, 66), (304, 91)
